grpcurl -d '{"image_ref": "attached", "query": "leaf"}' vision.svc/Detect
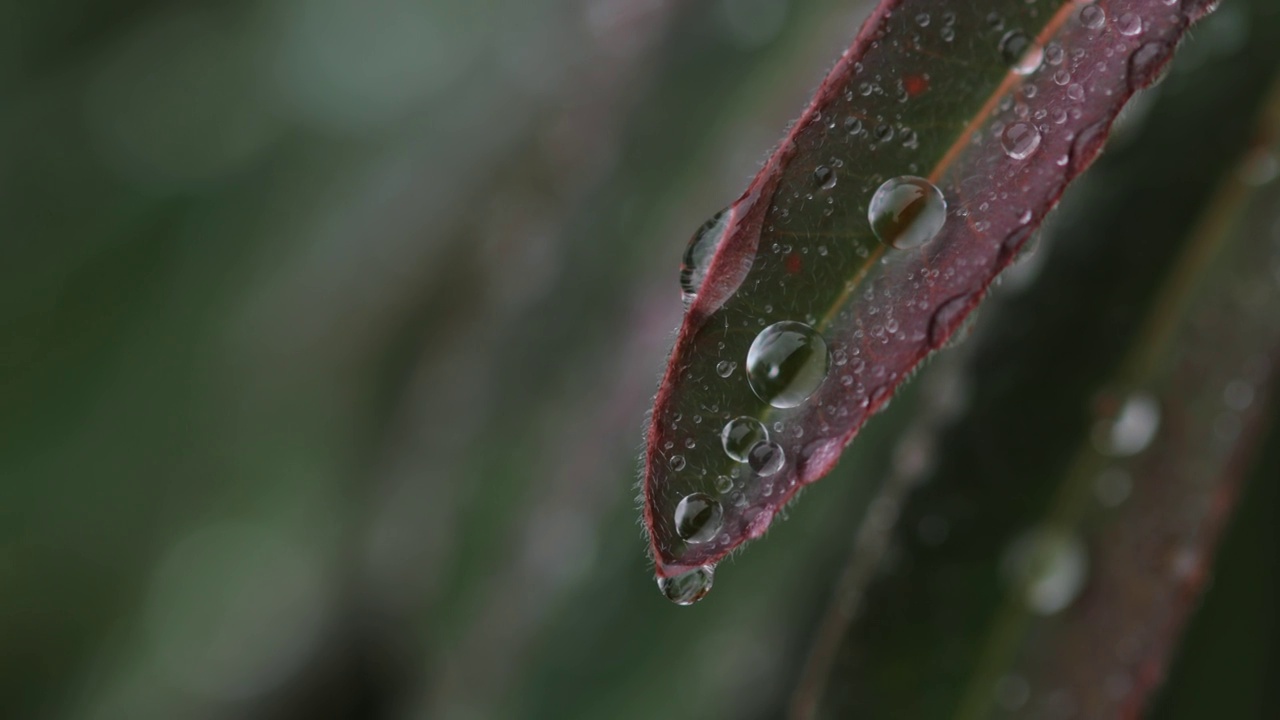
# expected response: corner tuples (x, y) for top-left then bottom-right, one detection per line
(794, 9), (1280, 715)
(644, 0), (1219, 581)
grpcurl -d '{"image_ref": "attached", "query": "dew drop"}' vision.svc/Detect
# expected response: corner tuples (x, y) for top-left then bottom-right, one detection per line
(1079, 4), (1106, 31)
(874, 123), (895, 143)
(680, 208), (730, 303)
(1001, 122), (1042, 161)
(669, 455), (686, 471)
(721, 416), (768, 462)
(1000, 31), (1043, 75)
(814, 165), (837, 190)
(844, 116), (863, 134)
(1128, 42), (1170, 93)
(675, 493), (724, 543)
(1094, 392), (1161, 457)
(714, 474), (734, 494)
(716, 360), (737, 378)
(747, 440), (785, 476)
(746, 321), (831, 408)
(1117, 12), (1142, 36)
(1002, 528), (1089, 615)
(929, 294), (972, 347)
(657, 565), (715, 605)
(868, 176), (947, 250)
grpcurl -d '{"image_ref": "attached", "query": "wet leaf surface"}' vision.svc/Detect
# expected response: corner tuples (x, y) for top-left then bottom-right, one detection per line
(645, 0), (1219, 580)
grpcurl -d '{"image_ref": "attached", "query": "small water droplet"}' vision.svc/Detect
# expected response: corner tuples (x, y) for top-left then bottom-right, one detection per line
(1079, 4), (1106, 31)
(748, 440), (785, 476)
(746, 321), (831, 408)
(675, 493), (723, 543)
(844, 116), (863, 134)
(928, 294), (972, 347)
(721, 416), (768, 462)
(657, 565), (714, 605)
(868, 176), (947, 250)
(1002, 528), (1089, 615)
(669, 455), (686, 471)
(814, 165), (837, 190)
(1001, 122), (1041, 160)
(716, 360), (737, 378)
(680, 209), (730, 303)
(1116, 12), (1142, 36)
(874, 123), (895, 143)
(1000, 31), (1043, 75)
(714, 475), (734, 494)
(1094, 392), (1161, 457)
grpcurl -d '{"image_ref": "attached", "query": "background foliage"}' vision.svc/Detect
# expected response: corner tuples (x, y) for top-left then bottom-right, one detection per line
(2, 1), (1276, 719)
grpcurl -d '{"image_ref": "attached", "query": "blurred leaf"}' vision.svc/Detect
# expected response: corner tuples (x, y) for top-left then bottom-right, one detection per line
(644, 0), (1218, 580)
(796, 5), (1280, 716)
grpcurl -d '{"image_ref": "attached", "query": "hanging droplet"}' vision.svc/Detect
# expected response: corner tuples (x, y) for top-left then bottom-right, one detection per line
(1002, 528), (1089, 615)
(1000, 31), (1043, 75)
(1093, 392), (1161, 457)
(674, 493), (724, 543)
(748, 440), (786, 476)
(746, 321), (831, 408)
(722, 417), (769, 462)
(868, 176), (947, 249)
(1002, 122), (1042, 160)
(680, 208), (731, 304)
(657, 565), (715, 605)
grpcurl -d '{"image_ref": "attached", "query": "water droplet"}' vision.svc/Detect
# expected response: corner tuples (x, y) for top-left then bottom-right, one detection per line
(868, 176), (947, 250)
(716, 360), (737, 378)
(873, 123), (895, 143)
(680, 209), (730, 303)
(1002, 528), (1089, 615)
(748, 440), (785, 476)
(1000, 31), (1043, 75)
(675, 493), (723, 543)
(1128, 42), (1170, 92)
(844, 116), (863, 134)
(721, 416), (768, 462)
(1002, 122), (1041, 160)
(814, 165), (837, 190)
(714, 475), (734, 494)
(746, 321), (830, 408)
(669, 455), (686, 471)
(657, 565), (714, 605)
(1079, 4), (1106, 31)
(929, 293), (972, 347)
(1094, 392), (1161, 457)
(1117, 12), (1142, 36)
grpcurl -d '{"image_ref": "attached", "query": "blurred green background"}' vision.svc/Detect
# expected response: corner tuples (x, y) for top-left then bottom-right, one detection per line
(3, 1), (1277, 719)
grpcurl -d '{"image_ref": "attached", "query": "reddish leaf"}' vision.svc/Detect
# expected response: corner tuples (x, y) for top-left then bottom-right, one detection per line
(644, 0), (1218, 586)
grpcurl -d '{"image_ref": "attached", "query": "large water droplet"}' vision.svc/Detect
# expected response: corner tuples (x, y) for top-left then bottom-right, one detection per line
(680, 208), (730, 303)
(1128, 42), (1170, 93)
(747, 440), (785, 476)
(1079, 4), (1106, 31)
(1094, 392), (1161, 456)
(1002, 528), (1089, 615)
(1002, 122), (1041, 160)
(868, 176), (947, 249)
(722, 417), (768, 462)
(746, 321), (830, 408)
(675, 493), (724, 543)
(657, 565), (715, 605)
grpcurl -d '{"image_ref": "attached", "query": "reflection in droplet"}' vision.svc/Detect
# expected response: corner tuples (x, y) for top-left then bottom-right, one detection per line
(722, 417), (768, 462)
(680, 208), (730, 303)
(1002, 528), (1089, 615)
(748, 440), (785, 476)
(868, 176), (947, 250)
(675, 493), (724, 543)
(657, 564), (715, 605)
(746, 321), (830, 408)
